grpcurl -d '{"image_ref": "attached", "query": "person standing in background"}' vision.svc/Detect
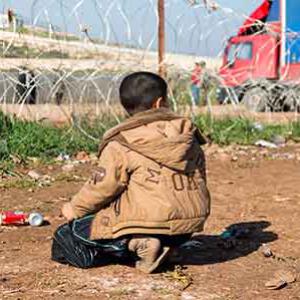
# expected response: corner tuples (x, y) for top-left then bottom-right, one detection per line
(16, 67), (36, 104)
(190, 61), (206, 106)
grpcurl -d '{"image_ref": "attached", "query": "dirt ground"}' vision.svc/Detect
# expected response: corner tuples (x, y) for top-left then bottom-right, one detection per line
(1, 144), (300, 300)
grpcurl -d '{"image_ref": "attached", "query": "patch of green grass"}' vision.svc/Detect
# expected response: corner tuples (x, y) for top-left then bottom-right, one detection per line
(0, 178), (37, 189)
(0, 111), (118, 163)
(1, 42), (69, 59)
(1, 111), (300, 168)
(4, 25), (80, 42)
(194, 115), (300, 145)
(290, 121), (300, 138)
(39, 50), (69, 59)
(55, 173), (86, 182)
(0, 160), (18, 176)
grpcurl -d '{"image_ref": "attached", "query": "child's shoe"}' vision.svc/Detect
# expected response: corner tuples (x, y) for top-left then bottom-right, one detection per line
(128, 237), (170, 273)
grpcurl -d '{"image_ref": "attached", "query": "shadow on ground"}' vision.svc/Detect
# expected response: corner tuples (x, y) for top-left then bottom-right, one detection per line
(167, 221), (277, 266)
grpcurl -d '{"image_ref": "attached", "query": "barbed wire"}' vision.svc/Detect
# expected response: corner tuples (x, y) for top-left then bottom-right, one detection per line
(0, 0), (299, 137)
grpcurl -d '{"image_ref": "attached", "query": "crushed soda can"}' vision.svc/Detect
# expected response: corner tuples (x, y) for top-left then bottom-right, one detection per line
(0, 211), (44, 227)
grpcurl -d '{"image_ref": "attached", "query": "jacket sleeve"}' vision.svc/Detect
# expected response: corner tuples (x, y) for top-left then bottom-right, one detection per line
(70, 142), (129, 218)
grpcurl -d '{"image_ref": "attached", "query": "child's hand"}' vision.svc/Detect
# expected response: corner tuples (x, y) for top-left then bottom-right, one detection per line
(61, 203), (76, 221)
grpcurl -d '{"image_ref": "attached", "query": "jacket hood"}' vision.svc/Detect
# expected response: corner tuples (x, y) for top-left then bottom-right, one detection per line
(100, 108), (206, 172)
(99, 108), (205, 173)
(121, 117), (201, 172)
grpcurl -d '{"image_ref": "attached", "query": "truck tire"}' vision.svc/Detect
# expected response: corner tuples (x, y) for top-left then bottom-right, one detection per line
(282, 87), (300, 112)
(241, 86), (269, 112)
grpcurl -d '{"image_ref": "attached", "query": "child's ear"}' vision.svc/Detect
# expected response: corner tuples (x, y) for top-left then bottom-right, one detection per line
(152, 97), (163, 109)
(153, 97), (168, 109)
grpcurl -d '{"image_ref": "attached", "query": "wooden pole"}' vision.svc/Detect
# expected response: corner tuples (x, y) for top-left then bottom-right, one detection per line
(158, 0), (166, 78)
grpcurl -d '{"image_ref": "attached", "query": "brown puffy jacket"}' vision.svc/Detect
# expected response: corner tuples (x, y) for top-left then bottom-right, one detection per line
(70, 108), (211, 240)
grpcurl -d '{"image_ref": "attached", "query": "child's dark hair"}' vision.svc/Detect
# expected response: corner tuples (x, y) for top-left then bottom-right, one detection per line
(119, 72), (167, 115)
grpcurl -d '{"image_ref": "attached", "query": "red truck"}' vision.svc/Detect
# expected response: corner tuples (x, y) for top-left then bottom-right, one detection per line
(217, 0), (300, 112)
